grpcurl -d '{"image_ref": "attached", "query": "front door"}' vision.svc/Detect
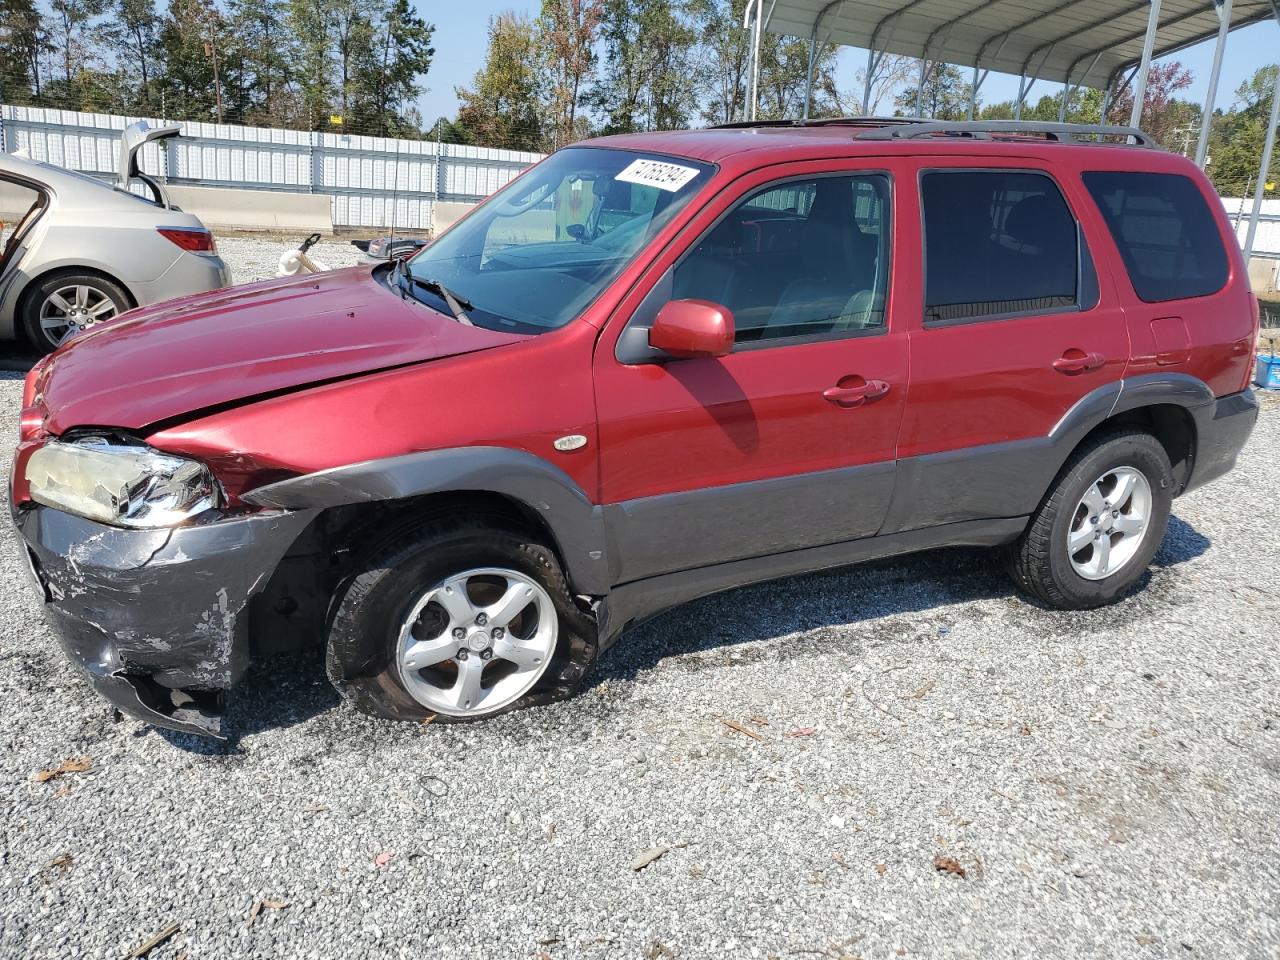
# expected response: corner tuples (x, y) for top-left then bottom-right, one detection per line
(593, 164), (910, 584)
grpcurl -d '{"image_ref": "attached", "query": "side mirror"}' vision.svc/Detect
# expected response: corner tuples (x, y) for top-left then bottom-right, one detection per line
(648, 299), (734, 360)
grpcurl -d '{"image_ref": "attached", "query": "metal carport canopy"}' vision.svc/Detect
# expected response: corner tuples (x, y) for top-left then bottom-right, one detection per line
(765, 0), (1276, 89)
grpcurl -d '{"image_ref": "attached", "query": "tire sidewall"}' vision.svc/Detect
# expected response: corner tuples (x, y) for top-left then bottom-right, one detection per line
(327, 525), (595, 722)
(1043, 434), (1173, 606)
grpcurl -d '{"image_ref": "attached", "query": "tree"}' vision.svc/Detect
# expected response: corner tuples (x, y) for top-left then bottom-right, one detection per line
(591, 0), (697, 134)
(288, 0), (333, 127)
(101, 0), (163, 113)
(0, 0), (49, 103)
(1106, 60), (1193, 144)
(540, 0), (602, 147)
(354, 0), (435, 137)
(756, 33), (840, 120)
(1208, 65), (1279, 198)
(454, 13), (546, 151)
(854, 52), (915, 116)
(158, 0), (231, 121)
(894, 60), (970, 119)
(227, 0), (299, 126)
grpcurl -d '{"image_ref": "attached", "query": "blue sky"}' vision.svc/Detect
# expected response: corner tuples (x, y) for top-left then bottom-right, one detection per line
(416, 1), (1279, 125)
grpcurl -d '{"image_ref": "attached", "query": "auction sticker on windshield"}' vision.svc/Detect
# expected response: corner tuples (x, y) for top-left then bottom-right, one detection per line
(615, 158), (701, 192)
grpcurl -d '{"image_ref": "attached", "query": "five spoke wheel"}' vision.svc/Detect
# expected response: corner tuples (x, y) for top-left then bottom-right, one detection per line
(396, 567), (557, 716)
(1067, 465), (1152, 581)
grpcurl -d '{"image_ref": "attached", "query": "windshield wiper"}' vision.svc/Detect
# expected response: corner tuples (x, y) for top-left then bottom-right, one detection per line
(392, 259), (474, 325)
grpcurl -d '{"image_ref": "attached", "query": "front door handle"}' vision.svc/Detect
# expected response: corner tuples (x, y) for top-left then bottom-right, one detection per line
(823, 378), (890, 407)
(1052, 350), (1106, 374)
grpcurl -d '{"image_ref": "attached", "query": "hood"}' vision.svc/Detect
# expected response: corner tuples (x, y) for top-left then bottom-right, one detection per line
(37, 266), (528, 434)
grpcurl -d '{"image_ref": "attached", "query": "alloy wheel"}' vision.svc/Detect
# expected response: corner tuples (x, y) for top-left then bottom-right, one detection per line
(38, 284), (119, 347)
(395, 567), (557, 716)
(1067, 465), (1152, 581)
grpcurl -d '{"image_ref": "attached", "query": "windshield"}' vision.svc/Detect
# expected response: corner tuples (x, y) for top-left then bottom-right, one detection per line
(406, 147), (714, 333)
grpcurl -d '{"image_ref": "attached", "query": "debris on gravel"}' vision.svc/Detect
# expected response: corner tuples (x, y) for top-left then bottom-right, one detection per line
(0, 366), (1278, 958)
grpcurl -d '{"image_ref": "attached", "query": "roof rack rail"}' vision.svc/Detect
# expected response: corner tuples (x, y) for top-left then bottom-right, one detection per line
(710, 116), (927, 130)
(857, 120), (1158, 148)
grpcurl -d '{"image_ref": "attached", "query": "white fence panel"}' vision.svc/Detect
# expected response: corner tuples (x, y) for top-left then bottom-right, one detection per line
(1, 104), (542, 229)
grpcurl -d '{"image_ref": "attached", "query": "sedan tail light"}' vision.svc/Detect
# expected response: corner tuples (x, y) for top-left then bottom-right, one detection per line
(157, 227), (217, 253)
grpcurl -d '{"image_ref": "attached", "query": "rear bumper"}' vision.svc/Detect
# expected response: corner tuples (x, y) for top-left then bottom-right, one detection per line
(1184, 388), (1258, 495)
(133, 252), (231, 307)
(14, 505), (315, 738)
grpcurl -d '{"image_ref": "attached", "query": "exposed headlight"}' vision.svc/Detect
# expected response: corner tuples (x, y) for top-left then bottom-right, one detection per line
(26, 437), (220, 528)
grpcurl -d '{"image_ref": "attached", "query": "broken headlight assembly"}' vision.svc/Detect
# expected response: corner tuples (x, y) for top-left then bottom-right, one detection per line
(25, 436), (220, 529)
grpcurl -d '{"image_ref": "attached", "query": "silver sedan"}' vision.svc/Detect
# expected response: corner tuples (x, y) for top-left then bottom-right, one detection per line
(0, 122), (230, 353)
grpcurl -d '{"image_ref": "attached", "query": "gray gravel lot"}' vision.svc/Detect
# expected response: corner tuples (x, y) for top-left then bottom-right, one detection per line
(1, 238), (1278, 958)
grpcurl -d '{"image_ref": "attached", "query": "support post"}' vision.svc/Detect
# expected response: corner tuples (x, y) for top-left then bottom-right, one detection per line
(803, 34), (817, 119)
(968, 64), (980, 120)
(915, 58), (928, 118)
(1196, 0), (1232, 167)
(1243, 63), (1280, 260)
(1014, 74), (1028, 120)
(1129, 0), (1163, 129)
(749, 0), (763, 121)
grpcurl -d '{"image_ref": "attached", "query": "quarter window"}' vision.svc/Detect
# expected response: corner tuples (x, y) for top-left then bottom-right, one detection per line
(921, 170), (1082, 323)
(1082, 171), (1228, 303)
(672, 174), (891, 344)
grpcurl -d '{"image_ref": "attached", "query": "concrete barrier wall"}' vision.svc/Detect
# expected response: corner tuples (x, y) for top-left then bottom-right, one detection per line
(166, 184), (333, 234)
(1249, 255), (1280, 296)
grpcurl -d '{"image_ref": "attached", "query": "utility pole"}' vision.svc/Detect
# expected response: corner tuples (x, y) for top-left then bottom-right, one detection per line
(205, 15), (224, 124)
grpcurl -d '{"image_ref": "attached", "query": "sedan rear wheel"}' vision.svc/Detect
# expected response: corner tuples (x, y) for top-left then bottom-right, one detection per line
(22, 273), (130, 352)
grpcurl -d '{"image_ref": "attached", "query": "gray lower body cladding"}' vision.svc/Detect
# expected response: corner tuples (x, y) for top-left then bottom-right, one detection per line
(14, 505), (317, 738)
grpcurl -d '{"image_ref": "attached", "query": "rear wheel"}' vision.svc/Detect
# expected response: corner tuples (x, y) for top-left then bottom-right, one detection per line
(22, 272), (130, 352)
(325, 518), (597, 722)
(1009, 431), (1174, 609)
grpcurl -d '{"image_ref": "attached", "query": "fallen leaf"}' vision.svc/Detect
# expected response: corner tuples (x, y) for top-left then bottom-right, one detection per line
(420, 713), (438, 726)
(374, 851), (395, 868)
(48, 853), (74, 871)
(1135, 934), (1156, 946)
(1020, 723), (1032, 736)
(126, 921), (181, 958)
(875, 863), (887, 876)
(263, 899), (289, 910)
(747, 714), (769, 727)
(933, 856), (967, 879)
(54, 783), (72, 798)
(786, 726), (818, 737)
(645, 941), (674, 960)
(904, 679), (936, 700)
(246, 901), (263, 927)
(546, 822), (556, 841)
(630, 846), (669, 871)
(35, 757), (92, 784)
(718, 717), (764, 742)
(538, 937), (563, 946)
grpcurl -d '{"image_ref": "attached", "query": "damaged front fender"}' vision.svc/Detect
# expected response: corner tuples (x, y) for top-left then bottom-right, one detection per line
(15, 505), (318, 738)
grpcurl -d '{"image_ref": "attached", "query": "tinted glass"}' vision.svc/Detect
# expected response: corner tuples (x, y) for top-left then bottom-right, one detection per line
(672, 174), (891, 344)
(1082, 171), (1228, 303)
(922, 170), (1080, 323)
(410, 148), (713, 333)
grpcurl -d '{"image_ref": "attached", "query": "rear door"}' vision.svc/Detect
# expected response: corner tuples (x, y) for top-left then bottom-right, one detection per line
(593, 160), (911, 585)
(887, 159), (1131, 533)
(0, 173), (50, 313)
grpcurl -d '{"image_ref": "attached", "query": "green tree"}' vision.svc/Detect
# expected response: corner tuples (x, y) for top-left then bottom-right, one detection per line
(894, 60), (970, 119)
(454, 13), (546, 151)
(158, 0), (232, 121)
(356, 0), (435, 137)
(0, 0), (49, 103)
(1208, 65), (1279, 198)
(227, 0), (299, 126)
(100, 0), (163, 113)
(287, 0), (333, 127)
(591, 0), (697, 134)
(540, 0), (602, 147)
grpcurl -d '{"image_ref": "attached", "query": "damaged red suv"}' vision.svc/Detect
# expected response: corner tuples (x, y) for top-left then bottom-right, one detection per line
(11, 120), (1259, 738)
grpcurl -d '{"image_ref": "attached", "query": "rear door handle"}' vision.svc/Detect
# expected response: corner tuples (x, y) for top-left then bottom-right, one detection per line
(823, 379), (890, 407)
(1052, 350), (1106, 374)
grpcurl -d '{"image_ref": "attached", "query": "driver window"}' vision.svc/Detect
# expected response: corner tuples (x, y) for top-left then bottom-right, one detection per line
(672, 174), (891, 345)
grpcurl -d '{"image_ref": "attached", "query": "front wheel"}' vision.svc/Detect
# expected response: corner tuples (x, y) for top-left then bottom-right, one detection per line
(325, 518), (597, 723)
(1009, 431), (1174, 609)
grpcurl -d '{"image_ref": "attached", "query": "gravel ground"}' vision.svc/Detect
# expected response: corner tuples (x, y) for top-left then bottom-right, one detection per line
(0, 239), (1278, 958)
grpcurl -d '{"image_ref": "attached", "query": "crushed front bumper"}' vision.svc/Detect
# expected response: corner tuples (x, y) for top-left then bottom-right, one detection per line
(14, 505), (316, 738)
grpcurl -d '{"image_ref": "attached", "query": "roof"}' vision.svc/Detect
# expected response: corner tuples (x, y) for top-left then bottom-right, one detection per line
(764, 0), (1278, 89)
(588, 121), (1168, 167)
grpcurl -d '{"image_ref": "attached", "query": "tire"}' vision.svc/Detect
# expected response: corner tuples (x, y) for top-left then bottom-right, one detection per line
(1008, 430), (1174, 610)
(325, 516), (597, 723)
(21, 272), (131, 353)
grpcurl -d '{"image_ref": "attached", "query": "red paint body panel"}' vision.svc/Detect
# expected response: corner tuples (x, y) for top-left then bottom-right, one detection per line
(37, 266), (526, 434)
(19, 128), (1258, 518)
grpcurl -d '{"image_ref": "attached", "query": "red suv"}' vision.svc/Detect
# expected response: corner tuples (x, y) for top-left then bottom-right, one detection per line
(11, 120), (1259, 738)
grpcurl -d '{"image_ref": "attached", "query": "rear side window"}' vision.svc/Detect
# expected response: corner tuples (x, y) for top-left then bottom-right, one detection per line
(921, 170), (1084, 323)
(1082, 171), (1228, 303)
